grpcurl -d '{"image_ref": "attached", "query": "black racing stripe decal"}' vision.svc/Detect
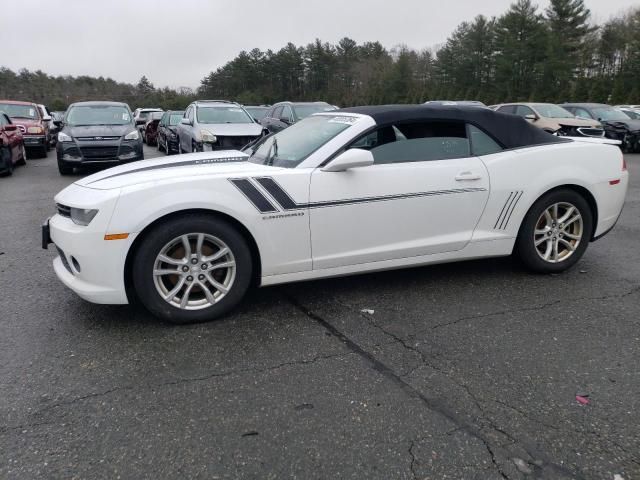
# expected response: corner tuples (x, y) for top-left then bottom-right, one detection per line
(494, 192), (514, 229)
(308, 188), (486, 209)
(249, 177), (486, 211)
(254, 177), (300, 210)
(87, 156), (247, 184)
(503, 191), (524, 229)
(229, 179), (278, 213)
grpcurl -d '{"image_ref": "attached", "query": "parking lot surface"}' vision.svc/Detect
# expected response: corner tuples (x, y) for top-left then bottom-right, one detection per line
(1, 146), (639, 479)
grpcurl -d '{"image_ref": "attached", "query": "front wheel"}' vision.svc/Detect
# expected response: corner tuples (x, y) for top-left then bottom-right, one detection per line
(57, 158), (74, 175)
(0, 146), (13, 176)
(132, 214), (253, 324)
(516, 189), (593, 273)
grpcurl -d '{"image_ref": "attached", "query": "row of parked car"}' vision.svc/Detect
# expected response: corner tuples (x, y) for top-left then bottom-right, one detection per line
(131, 101), (337, 156)
(428, 100), (640, 152)
(1, 96), (638, 177)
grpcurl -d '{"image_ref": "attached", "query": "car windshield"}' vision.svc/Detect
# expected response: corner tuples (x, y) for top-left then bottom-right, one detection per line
(532, 104), (574, 119)
(592, 107), (630, 121)
(623, 110), (640, 119)
(168, 113), (184, 125)
(295, 104), (337, 119)
(0, 103), (39, 119)
(248, 115), (355, 168)
(197, 106), (253, 124)
(65, 105), (132, 126)
(244, 107), (268, 121)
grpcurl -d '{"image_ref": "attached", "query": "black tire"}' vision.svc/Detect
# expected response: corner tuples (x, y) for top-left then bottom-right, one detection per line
(516, 188), (593, 273)
(178, 138), (183, 154)
(192, 141), (197, 153)
(57, 158), (74, 175)
(0, 146), (13, 176)
(132, 214), (253, 324)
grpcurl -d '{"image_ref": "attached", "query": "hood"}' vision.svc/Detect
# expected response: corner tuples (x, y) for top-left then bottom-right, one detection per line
(65, 124), (135, 138)
(602, 119), (640, 132)
(75, 150), (282, 190)
(196, 123), (262, 136)
(555, 117), (600, 128)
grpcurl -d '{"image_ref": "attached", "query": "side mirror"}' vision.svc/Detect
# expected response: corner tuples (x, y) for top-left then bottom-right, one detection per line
(524, 114), (537, 121)
(181, 118), (192, 126)
(2, 124), (17, 132)
(321, 148), (374, 172)
(279, 116), (291, 125)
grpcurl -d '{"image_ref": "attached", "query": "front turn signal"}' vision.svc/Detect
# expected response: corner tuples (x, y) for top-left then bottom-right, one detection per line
(104, 233), (129, 241)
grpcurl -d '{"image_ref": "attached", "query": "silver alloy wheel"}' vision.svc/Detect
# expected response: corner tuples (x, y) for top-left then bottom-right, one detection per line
(534, 202), (583, 263)
(153, 233), (236, 310)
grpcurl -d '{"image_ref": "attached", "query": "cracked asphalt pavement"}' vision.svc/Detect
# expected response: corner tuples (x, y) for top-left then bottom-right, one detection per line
(1, 146), (639, 479)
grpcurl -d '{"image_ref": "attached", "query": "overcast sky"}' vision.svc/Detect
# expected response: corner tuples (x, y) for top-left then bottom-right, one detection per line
(2, 0), (637, 89)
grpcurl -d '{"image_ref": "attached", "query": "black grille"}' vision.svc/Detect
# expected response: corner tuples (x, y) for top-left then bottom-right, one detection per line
(57, 203), (71, 218)
(76, 136), (120, 141)
(577, 127), (604, 137)
(80, 146), (119, 159)
(217, 136), (258, 149)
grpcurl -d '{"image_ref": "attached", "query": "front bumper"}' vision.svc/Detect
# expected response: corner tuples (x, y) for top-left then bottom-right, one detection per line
(43, 184), (131, 304)
(57, 139), (144, 165)
(23, 135), (47, 147)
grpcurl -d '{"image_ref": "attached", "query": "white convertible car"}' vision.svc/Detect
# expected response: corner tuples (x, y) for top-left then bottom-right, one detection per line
(43, 105), (628, 324)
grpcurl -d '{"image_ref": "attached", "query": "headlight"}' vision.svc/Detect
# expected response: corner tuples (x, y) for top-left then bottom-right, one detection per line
(58, 132), (73, 142)
(124, 130), (140, 140)
(27, 126), (44, 134)
(69, 208), (98, 226)
(200, 130), (217, 143)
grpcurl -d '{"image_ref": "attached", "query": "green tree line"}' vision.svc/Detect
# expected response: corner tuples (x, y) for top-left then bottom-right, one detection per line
(200, 0), (640, 105)
(1, 0), (639, 110)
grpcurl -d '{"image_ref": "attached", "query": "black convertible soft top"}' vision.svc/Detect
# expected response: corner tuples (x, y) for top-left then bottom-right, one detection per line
(339, 105), (568, 149)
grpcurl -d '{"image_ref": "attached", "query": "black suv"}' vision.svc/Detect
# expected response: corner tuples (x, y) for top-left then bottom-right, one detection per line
(55, 101), (143, 175)
(260, 101), (336, 133)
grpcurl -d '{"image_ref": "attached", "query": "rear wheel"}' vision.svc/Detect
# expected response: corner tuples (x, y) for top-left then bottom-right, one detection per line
(516, 189), (592, 273)
(132, 214), (253, 324)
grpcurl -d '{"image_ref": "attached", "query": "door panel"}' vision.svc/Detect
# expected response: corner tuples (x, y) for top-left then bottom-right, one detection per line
(309, 158), (490, 269)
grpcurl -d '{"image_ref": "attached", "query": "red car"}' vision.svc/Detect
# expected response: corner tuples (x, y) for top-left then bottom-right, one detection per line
(142, 111), (164, 146)
(0, 100), (50, 157)
(0, 112), (26, 176)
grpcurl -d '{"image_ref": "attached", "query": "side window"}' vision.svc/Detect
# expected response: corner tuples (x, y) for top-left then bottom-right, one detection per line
(272, 106), (284, 119)
(0, 114), (7, 126)
(160, 113), (168, 126)
(187, 107), (195, 122)
(281, 105), (293, 122)
(514, 105), (535, 117)
(497, 105), (516, 114)
(353, 121), (470, 165)
(468, 125), (503, 156)
(574, 108), (592, 119)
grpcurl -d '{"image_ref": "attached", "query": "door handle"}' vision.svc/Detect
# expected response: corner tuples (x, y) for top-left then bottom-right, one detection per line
(455, 171), (482, 181)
